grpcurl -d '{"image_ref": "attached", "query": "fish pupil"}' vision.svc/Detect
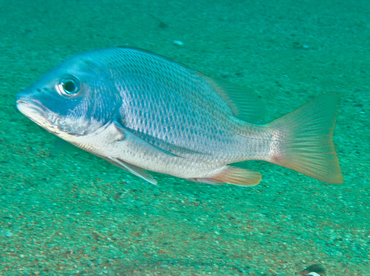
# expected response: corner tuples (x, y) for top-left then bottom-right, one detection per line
(64, 80), (77, 93)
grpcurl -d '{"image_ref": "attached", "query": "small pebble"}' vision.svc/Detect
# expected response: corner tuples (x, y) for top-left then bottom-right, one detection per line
(172, 40), (184, 46)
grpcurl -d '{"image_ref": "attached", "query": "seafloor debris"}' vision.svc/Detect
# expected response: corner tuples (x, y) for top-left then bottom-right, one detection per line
(172, 40), (184, 46)
(297, 264), (326, 275)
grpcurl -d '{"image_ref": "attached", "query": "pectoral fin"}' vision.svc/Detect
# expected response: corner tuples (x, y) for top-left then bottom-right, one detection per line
(112, 121), (181, 157)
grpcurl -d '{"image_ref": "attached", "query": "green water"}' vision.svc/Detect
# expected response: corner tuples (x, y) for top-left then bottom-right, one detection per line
(1, 0), (369, 275)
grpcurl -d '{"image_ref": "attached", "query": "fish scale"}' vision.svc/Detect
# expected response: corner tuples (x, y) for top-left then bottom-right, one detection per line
(16, 47), (343, 186)
(117, 74), (242, 154)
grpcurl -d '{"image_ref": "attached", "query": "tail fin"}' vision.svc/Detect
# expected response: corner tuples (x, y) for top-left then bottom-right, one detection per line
(267, 93), (343, 184)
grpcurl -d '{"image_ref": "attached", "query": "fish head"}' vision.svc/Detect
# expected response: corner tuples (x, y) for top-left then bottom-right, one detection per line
(16, 52), (121, 138)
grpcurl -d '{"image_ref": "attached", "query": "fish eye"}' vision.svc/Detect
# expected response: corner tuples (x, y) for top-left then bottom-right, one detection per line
(57, 76), (80, 96)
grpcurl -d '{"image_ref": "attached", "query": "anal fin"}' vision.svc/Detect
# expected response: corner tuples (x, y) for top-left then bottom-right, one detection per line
(190, 166), (261, 186)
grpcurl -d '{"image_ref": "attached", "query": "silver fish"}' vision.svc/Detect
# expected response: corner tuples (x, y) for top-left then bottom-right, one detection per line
(16, 47), (343, 186)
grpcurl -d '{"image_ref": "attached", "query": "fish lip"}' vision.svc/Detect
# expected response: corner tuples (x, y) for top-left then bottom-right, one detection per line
(16, 97), (52, 128)
(16, 97), (63, 136)
(16, 98), (46, 117)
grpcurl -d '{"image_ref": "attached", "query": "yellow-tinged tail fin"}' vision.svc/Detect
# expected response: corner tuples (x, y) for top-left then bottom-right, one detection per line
(267, 93), (343, 184)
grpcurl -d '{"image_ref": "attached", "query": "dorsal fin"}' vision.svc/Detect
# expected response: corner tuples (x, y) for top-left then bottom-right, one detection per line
(204, 76), (265, 123)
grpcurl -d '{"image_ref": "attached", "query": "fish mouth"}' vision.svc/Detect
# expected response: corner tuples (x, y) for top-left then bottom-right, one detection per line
(16, 98), (56, 131)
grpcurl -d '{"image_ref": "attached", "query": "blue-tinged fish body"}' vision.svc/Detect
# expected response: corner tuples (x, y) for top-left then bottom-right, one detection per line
(16, 48), (343, 185)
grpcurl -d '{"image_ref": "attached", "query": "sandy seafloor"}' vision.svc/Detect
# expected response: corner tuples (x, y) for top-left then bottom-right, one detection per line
(0, 0), (369, 275)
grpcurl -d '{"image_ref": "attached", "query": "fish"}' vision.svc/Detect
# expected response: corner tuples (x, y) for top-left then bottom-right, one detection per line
(16, 47), (343, 186)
